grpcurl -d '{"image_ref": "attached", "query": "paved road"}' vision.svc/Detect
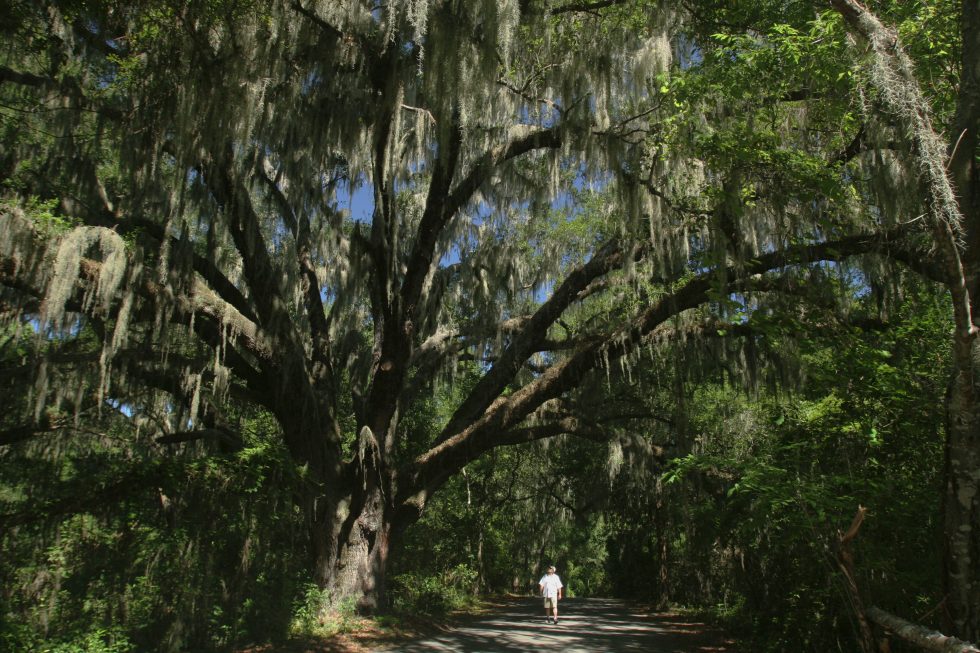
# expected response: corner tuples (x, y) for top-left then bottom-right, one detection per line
(374, 598), (732, 652)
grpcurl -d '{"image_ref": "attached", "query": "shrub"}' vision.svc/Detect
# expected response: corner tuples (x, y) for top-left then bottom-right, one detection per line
(389, 564), (478, 615)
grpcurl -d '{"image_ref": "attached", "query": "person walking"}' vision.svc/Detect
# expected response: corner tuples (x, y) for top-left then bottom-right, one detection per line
(538, 565), (564, 624)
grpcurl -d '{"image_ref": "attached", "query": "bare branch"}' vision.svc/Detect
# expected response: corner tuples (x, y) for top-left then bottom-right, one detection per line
(0, 464), (170, 531)
(0, 65), (56, 90)
(866, 606), (980, 653)
(0, 418), (71, 447)
(445, 126), (562, 223)
(290, 1), (344, 39)
(0, 65), (122, 119)
(156, 428), (243, 450)
(549, 0), (630, 15)
(496, 79), (561, 113)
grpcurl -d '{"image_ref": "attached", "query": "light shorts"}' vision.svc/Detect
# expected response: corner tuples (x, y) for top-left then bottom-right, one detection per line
(544, 596), (559, 609)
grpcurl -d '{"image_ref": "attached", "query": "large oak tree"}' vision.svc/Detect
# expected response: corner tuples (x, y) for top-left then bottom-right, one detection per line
(1, 0), (975, 636)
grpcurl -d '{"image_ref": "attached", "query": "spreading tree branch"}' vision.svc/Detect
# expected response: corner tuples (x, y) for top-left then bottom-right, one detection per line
(437, 238), (628, 441)
(550, 0), (630, 15)
(409, 226), (912, 495)
(0, 463), (171, 531)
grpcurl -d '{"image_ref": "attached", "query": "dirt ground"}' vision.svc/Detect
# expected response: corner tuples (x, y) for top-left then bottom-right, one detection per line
(237, 597), (734, 653)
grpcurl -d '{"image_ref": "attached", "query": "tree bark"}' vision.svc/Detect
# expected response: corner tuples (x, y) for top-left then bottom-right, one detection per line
(944, 368), (980, 640)
(944, 0), (980, 637)
(836, 506), (878, 653)
(310, 481), (393, 613)
(866, 606), (980, 653)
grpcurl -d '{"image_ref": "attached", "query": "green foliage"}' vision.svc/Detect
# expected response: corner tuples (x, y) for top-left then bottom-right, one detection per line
(661, 286), (950, 651)
(0, 624), (135, 653)
(675, 11), (858, 201)
(288, 585), (360, 638)
(0, 197), (80, 236)
(390, 565), (480, 616)
(886, 0), (961, 123)
(0, 406), (313, 652)
(42, 627), (135, 653)
(395, 433), (616, 601)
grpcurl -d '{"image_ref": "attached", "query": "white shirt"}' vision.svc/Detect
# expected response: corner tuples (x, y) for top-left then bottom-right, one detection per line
(539, 573), (563, 598)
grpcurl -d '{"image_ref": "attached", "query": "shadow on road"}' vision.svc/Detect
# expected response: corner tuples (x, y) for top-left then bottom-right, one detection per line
(375, 597), (733, 653)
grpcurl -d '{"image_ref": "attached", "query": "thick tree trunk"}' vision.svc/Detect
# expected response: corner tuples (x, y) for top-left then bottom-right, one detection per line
(309, 482), (394, 614)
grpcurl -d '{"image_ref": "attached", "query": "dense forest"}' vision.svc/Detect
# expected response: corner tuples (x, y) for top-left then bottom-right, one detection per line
(0, 0), (977, 651)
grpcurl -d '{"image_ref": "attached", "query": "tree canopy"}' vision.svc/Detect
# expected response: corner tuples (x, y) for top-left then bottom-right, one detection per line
(1, 0), (978, 650)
